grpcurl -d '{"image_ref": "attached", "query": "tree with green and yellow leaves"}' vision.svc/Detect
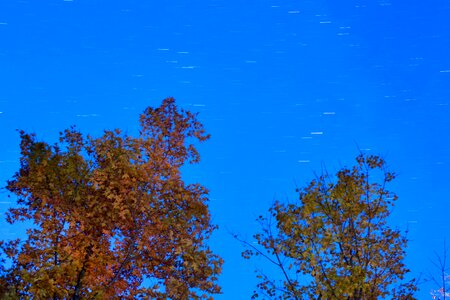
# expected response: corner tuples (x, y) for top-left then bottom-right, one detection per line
(241, 154), (416, 299)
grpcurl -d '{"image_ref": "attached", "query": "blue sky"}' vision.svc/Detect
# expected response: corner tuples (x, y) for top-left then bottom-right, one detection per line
(1, 0), (450, 298)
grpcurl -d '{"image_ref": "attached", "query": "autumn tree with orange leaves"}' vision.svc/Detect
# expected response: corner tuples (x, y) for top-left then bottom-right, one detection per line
(240, 154), (417, 299)
(0, 98), (222, 299)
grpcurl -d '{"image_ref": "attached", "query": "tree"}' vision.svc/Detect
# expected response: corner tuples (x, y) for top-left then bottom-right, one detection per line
(241, 154), (416, 299)
(428, 242), (450, 299)
(0, 97), (222, 299)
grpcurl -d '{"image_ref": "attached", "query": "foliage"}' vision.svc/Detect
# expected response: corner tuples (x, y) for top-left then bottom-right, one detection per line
(0, 97), (222, 299)
(242, 154), (416, 299)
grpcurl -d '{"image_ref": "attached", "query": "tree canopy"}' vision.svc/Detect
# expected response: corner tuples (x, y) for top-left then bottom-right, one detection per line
(0, 97), (222, 299)
(242, 154), (416, 299)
